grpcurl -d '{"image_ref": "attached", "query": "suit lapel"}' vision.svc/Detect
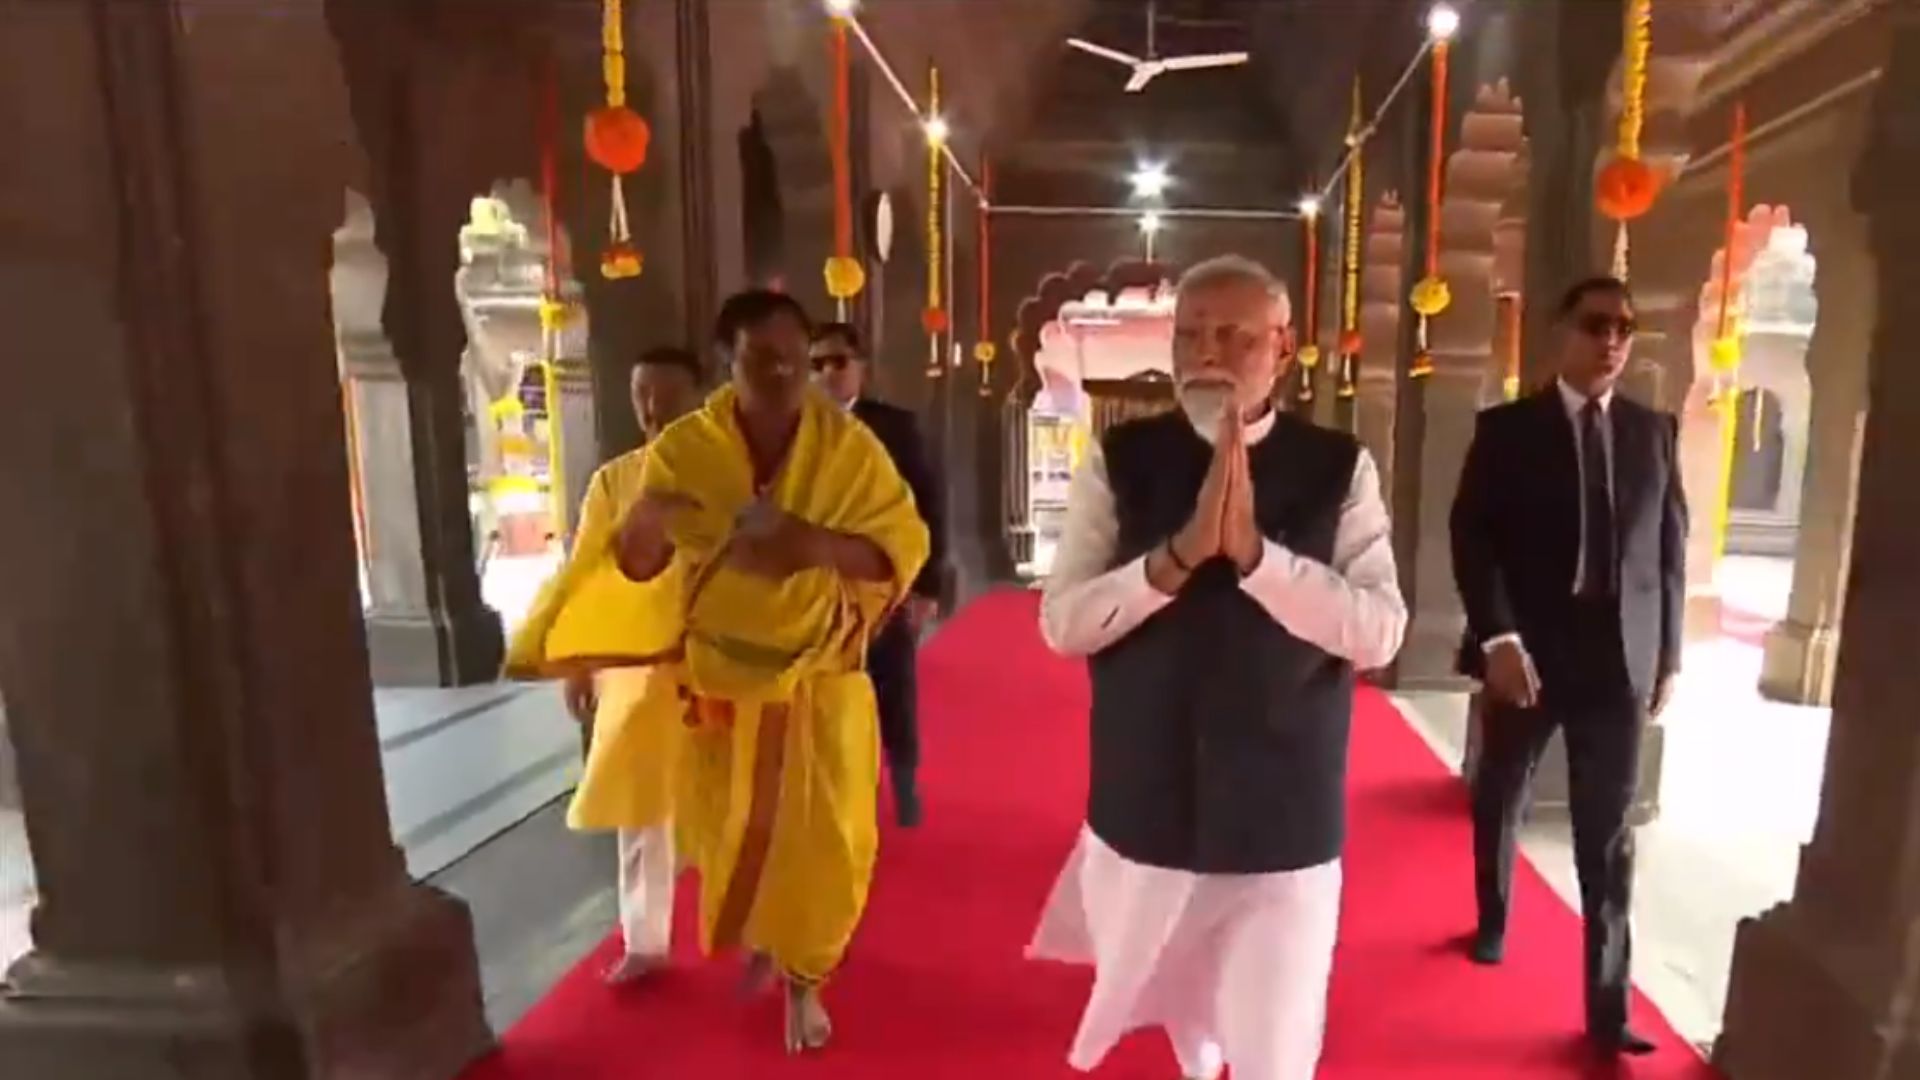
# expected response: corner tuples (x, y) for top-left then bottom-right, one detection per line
(1610, 399), (1650, 536)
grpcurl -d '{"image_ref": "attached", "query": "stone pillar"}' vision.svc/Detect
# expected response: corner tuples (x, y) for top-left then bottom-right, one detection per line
(1515, 0), (1616, 389)
(1716, 20), (1920, 1074)
(334, 194), (504, 686)
(1761, 209), (1870, 706)
(1354, 193), (1408, 496)
(1395, 85), (1525, 687)
(0, 3), (489, 1076)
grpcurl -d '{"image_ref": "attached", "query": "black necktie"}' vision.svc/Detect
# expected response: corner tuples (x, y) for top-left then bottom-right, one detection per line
(1580, 400), (1615, 598)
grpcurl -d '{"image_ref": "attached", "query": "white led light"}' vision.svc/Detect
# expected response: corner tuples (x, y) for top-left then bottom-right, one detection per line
(1427, 3), (1461, 41)
(1138, 211), (1164, 235)
(825, 0), (858, 14)
(1130, 163), (1172, 200)
(923, 115), (950, 145)
(1298, 195), (1323, 219)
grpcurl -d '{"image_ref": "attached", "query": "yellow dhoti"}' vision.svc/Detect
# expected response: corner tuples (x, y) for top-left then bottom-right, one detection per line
(507, 387), (928, 983)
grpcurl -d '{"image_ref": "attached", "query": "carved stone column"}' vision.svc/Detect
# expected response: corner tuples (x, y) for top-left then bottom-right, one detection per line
(1716, 18), (1920, 1075)
(1395, 84), (1524, 687)
(1760, 200), (1871, 706)
(334, 192), (502, 686)
(0, 3), (489, 1075)
(1354, 193), (1407, 495)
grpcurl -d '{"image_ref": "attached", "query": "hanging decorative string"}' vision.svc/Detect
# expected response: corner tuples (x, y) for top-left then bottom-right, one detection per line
(1710, 101), (1747, 561)
(975, 159), (997, 396)
(1408, 30), (1452, 380)
(585, 0), (650, 279)
(538, 57), (573, 536)
(1597, 0), (1660, 279)
(1338, 78), (1365, 401)
(924, 64), (949, 375)
(1297, 196), (1322, 404)
(1500, 294), (1523, 400)
(823, 14), (865, 313)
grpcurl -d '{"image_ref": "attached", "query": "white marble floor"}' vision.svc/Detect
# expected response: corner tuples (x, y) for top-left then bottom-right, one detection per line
(1394, 554), (1829, 1050)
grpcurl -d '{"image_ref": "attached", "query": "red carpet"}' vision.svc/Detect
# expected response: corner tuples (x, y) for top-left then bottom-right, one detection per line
(462, 591), (1719, 1079)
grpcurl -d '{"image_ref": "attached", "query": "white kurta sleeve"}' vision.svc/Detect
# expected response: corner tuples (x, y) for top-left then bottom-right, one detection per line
(1237, 448), (1406, 669)
(1039, 441), (1173, 657)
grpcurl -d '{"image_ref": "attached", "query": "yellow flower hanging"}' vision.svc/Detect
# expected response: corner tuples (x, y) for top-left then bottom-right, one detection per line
(824, 256), (866, 301)
(1410, 276), (1452, 318)
(1297, 344), (1322, 370)
(973, 341), (998, 364)
(1710, 336), (1742, 373)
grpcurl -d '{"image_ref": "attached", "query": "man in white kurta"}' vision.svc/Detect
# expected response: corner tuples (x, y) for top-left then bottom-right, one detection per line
(1028, 256), (1406, 1080)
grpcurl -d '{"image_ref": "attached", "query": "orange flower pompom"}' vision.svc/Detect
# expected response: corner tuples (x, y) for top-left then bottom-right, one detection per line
(1339, 329), (1364, 355)
(1596, 157), (1662, 221)
(600, 241), (643, 280)
(921, 307), (950, 335)
(585, 106), (652, 175)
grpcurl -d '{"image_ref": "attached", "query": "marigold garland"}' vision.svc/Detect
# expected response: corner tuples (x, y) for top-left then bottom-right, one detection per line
(1409, 31), (1451, 379)
(924, 64), (947, 375)
(1338, 79), (1364, 402)
(1298, 198), (1321, 404)
(591, 0), (645, 280)
(823, 16), (863, 305)
(1600, 0), (1659, 278)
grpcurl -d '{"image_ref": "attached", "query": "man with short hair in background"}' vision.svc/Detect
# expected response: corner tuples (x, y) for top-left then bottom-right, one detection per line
(809, 322), (946, 827)
(506, 344), (706, 984)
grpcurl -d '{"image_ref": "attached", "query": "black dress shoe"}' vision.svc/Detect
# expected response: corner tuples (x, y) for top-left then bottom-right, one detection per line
(1590, 1027), (1657, 1057)
(1468, 933), (1505, 966)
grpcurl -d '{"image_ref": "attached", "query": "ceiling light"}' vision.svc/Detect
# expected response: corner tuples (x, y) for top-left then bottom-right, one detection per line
(1138, 212), (1164, 235)
(1427, 4), (1461, 41)
(1298, 195), (1323, 219)
(1130, 163), (1171, 199)
(825, 0), (858, 14)
(923, 115), (950, 145)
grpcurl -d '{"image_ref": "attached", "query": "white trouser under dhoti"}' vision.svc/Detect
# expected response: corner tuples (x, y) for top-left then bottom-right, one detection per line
(1029, 827), (1343, 1080)
(617, 822), (675, 958)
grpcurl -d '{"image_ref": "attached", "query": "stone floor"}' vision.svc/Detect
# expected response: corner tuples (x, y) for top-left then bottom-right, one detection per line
(1394, 554), (1828, 1051)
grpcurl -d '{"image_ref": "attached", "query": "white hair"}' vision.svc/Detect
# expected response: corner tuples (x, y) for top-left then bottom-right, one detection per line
(1175, 254), (1293, 325)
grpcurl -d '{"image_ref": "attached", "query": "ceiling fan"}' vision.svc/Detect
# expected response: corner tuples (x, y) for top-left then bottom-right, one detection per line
(1066, 1), (1250, 93)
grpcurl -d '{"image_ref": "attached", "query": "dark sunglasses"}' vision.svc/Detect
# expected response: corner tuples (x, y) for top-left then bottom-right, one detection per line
(811, 352), (854, 372)
(1574, 313), (1637, 339)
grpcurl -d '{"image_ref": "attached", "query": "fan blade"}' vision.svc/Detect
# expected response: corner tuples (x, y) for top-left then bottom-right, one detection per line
(1124, 64), (1159, 93)
(1158, 52), (1251, 72)
(1066, 38), (1142, 67)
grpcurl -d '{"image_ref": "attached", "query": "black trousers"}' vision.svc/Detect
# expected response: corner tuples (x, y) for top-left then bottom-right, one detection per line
(1471, 600), (1643, 1034)
(867, 613), (919, 776)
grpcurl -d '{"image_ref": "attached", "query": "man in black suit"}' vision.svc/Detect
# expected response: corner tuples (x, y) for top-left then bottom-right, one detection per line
(1450, 276), (1686, 1058)
(809, 322), (946, 827)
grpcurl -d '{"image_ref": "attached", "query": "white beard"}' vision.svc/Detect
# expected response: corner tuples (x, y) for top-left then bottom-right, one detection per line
(1177, 380), (1237, 444)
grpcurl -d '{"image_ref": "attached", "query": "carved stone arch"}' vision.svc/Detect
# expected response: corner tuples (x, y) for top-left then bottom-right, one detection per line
(1001, 259), (1171, 573)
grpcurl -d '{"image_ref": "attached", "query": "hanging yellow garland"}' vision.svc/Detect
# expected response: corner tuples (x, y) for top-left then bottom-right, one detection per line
(924, 65), (949, 374)
(1298, 194), (1321, 405)
(1597, 0), (1660, 278)
(588, 0), (648, 279)
(1710, 102), (1748, 561)
(1409, 30), (1451, 380)
(1338, 79), (1364, 401)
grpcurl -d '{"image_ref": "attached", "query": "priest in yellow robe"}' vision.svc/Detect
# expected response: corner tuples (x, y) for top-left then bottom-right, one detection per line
(615, 289), (927, 1053)
(504, 346), (706, 984)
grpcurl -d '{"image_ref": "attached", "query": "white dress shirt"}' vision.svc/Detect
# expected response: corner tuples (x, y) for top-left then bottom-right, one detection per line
(1039, 410), (1406, 671)
(1557, 378), (1615, 596)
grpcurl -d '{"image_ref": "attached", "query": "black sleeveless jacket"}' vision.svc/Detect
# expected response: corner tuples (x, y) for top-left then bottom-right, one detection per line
(1086, 409), (1360, 874)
